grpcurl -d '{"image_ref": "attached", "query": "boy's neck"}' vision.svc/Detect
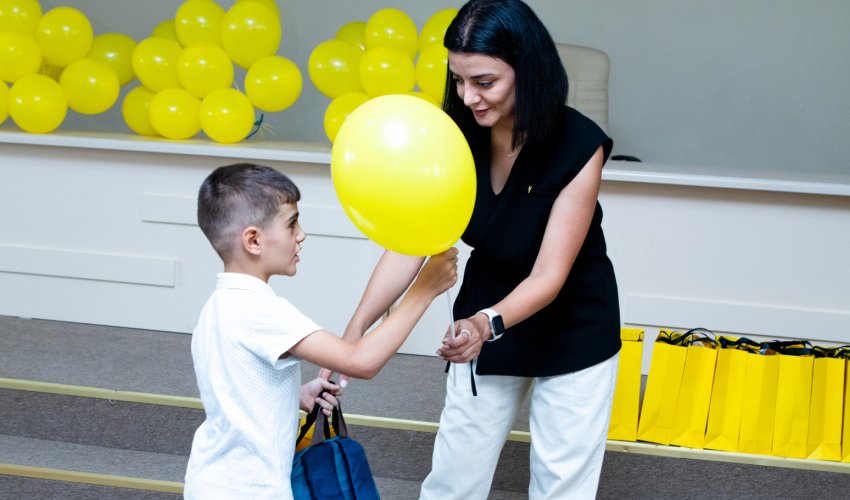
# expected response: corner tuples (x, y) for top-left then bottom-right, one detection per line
(224, 260), (271, 283)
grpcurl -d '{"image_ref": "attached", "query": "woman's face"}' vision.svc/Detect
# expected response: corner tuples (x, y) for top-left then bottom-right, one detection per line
(448, 52), (516, 131)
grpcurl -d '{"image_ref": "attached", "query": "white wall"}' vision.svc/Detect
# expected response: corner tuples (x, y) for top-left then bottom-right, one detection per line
(26, 0), (850, 175)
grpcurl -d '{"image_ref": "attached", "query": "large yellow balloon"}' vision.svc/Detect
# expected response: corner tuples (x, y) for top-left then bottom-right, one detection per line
(149, 88), (201, 139)
(336, 21), (366, 51)
(132, 37), (182, 92)
(200, 87), (255, 144)
(418, 8), (458, 53)
(245, 55), (301, 112)
(151, 20), (179, 43)
(323, 92), (369, 143)
(364, 8), (417, 59)
(415, 43), (448, 102)
(221, 1), (280, 69)
(175, 0), (224, 47)
(359, 46), (415, 97)
(35, 6), (93, 68)
(0, 81), (8, 124)
(177, 43), (233, 98)
(308, 39), (363, 99)
(122, 85), (158, 136)
(59, 58), (120, 114)
(0, 0), (42, 35)
(8, 73), (67, 133)
(331, 94), (475, 256)
(0, 31), (41, 83)
(88, 33), (137, 86)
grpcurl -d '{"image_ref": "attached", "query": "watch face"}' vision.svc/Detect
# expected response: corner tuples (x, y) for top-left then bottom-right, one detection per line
(491, 315), (505, 335)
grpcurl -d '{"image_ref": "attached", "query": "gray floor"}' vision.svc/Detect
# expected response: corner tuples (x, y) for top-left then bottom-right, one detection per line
(3, 315), (850, 499)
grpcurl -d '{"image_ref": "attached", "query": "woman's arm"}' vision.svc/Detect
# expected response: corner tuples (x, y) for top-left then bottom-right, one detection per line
(438, 146), (605, 363)
(317, 250), (425, 384)
(342, 250), (426, 341)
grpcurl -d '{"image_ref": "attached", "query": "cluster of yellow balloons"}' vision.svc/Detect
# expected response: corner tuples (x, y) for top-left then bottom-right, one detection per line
(123, 0), (299, 143)
(309, 7), (459, 143)
(1, 0), (303, 144)
(0, 0), (113, 133)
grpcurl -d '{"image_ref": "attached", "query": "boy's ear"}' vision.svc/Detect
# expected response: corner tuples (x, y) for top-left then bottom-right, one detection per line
(241, 226), (262, 255)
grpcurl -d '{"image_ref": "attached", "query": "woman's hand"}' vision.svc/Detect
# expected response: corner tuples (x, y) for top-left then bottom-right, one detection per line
(300, 377), (342, 416)
(436, 313), (490, 363)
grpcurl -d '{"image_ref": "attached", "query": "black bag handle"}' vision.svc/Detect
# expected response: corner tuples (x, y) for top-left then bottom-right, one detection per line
(296, 398), (350, 447)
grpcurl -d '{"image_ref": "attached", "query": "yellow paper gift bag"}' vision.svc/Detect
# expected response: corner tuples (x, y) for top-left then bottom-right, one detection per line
(636, 330), (688, 445)
(703, 336), (755, 452)
(670, 332), (718, 449)
(771, 343), (814, 459)
(807, 349), (845, 461)
(607, 327), (644, 441)
(840, 348), (850, 463)
(738, 350), (780, 455)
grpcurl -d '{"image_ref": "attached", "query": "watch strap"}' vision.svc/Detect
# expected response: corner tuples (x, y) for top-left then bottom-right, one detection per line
(478, 308), (505, 342)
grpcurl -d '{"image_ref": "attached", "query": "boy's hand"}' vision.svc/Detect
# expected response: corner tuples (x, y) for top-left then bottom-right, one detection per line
(300, 377), (342, 416)
(410, 248), (459, 298)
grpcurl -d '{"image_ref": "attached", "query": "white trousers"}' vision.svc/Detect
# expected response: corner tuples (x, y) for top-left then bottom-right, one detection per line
(420, 353), (618, 500)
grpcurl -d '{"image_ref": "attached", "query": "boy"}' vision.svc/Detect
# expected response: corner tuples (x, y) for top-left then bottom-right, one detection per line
(184, 163), (458, 499)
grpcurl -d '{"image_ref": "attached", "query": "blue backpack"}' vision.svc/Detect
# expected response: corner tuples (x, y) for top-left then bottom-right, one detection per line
(292, 401), (380, 499)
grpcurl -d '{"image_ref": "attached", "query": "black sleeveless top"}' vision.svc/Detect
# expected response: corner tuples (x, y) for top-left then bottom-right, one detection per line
(454, 105), (621, 377)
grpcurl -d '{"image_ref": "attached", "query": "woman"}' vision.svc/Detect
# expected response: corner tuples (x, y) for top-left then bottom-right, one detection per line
(328, 0), (620, 497)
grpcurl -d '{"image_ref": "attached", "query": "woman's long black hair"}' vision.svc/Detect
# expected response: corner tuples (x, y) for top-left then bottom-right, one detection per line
(442, 0), (568, 150)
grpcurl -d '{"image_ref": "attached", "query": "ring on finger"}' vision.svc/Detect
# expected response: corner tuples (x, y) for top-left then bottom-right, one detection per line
(460, 329), (471, 338)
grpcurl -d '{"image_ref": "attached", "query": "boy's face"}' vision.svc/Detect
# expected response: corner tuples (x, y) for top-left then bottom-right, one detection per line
(261, 202), (305, 277)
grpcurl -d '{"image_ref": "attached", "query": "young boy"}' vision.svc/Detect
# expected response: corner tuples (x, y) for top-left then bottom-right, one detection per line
(184, 163), (458, 499)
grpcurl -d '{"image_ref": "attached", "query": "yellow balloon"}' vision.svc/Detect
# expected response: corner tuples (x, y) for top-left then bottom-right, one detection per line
(0, 0), (42, 35)
(245, 55), (301, 112)
(35, 6), (93, 68)
(323, 92), (369, 143)
(122, 85), (158, 136)
(149, 88), (201, 139)
(132, 37), (182, 92)
(0, 81), (8, 124)
(151, 20), (180, 43)
(8, 73), (67, 133)
(336, 21), (366, 51)
(415, 43), (448, 102)
(308, 39), (363, 99)
(0, 31), (41, 83)
(59, 58), (120, 114)
(177, 43), (233, 98)
(175, 0), (224, 47)
(331, 94), (475, 256)
(364, 8), (417, 59)
(88, 33), (137, 86)
(407, 91), (440, 107)
(200, 87), (255, 144)
(418, 8), (458, 53)
(359, 46), (415, 97)
(221, 1), (281, 69)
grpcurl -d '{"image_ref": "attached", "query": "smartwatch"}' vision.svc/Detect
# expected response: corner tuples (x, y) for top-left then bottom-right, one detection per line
(478, 308), (505, 342)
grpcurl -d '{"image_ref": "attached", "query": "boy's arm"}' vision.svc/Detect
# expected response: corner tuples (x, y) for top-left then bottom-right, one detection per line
(318, 250), (425, 384)
(295, 249), (457, 379)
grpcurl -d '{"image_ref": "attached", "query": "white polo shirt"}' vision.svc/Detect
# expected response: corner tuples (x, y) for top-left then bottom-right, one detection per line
(184, 273), (321, 500)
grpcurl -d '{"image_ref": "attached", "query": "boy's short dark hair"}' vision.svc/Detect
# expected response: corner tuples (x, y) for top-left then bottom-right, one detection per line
(197, 163), (301, 259)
